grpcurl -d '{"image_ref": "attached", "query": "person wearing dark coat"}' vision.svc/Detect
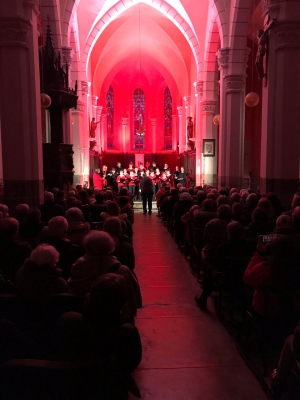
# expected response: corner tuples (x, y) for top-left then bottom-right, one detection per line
(140, 175), (154, 215)
(39, 191), (64, 223)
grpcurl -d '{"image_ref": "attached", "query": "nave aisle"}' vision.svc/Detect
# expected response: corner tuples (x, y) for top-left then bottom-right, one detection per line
(129, 212), (267, 400)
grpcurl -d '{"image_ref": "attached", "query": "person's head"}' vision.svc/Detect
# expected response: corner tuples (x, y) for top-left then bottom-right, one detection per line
(180, 167), (184, 172)
(118, 196), (129, 207)
(291, 195), (300, 210)
(84, 273), (127, 321)
(0, 218), (19, 240)
(83, 231), (115, 256)
(155, 168), (160, 174)
(106, 201), (121, 216)
(75, 184), (83, 192)
(130, 171), (134, 176)
(164, 163), (169, 169)
(95, 192), (104, 204)
(217, 204), (232, 222)
(197, 190), (207, 204)
(170, 188), (178, 196)
(119, 187), (128, 196)
(48, 216), (68, 238)
(128, 162), (133, 168)
(15, 204), (30, 221)
(94, 168), (100, 173)
(103, 216), (122, 238)
(230, 192), (241, 204)
(119, 170), (124, 176)
(292, 206), (300, 220)
(65, 207), (84, 223)
(175, 166), (179, 171)
(252, 207), (268, 221)
(246, 193), (258, 207)
(276, 214), (294, 230)
(227, 221), (244, 241)
(217, 195), (228, 207)
(0, 204), (9, 218)
(202, 199), (217, 212)
(152, 161), (156, 166)
(179, 192), (193, 202)
(44, 191), (54, 202)
(123, 168), (127, 174)
(29, 244), (59, 268)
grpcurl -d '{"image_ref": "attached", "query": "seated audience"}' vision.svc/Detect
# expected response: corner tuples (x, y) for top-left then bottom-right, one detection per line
(68, 231), (140, 321)
(42, 216), (82, 279)
(97, 201), (133, 238)
(103, 217), (135, 272)
(60, 274), (142, 399)
(65, 207), (90, 247)
(14, 244), (69, 298)
(39, 191), (64, 223)
(0, 217), (31, 280)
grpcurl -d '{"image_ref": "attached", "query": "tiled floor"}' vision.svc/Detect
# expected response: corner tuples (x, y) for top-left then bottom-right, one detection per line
(129, 211), (267, 400)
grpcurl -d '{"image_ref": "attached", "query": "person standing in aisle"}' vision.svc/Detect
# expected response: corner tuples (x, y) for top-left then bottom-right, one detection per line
(140, 174), (154, 215)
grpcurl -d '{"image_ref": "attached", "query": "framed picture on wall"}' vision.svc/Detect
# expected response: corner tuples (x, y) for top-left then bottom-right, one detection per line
(203, 139), (215, 157)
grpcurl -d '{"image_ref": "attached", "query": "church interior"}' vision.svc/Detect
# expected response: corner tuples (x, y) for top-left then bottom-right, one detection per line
(1, 0), (300, 399)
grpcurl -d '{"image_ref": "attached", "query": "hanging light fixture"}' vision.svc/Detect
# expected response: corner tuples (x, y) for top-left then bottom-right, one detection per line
(245, 5), (259, 107)
(41, 93), (51, 109)
(136, 3), (145, 137)
(213, 114), (220, 125)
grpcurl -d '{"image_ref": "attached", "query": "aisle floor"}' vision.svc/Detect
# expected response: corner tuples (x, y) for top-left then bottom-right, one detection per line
(129, 211), (268, 400)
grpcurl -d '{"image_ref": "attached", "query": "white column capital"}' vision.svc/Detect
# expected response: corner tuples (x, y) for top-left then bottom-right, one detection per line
(200, 100), (217, 114)
(73, 99), (85, 113)
(177, 106), (183, 116)
(216, 47), (230, 71)
(96, 105), (102, 117)
(194, 81), (203, 97)
(61, 46), (73, 66)
(91, 95), (98, 107)
(0, 18), (31, 48)
(223, 74), (245, 93)
(81, 80), (91, 96)
(150, 117), (157, 126)
(122, 116), (128, 126)
(183, 96), (191, 108)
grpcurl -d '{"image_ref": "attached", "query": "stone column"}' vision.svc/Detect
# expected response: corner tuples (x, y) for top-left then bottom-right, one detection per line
(194, 81), (203, 185)
(217, 47), (247, 189)
(200, 100), (218, 187)
(72, 100), (85, 185)
(101, 114), (107, 151)
(80, 80), (90, 183)
(122, 116), (128, 153)
(183, 96), (191, 151)
(0, 0), (44, 208)
(259, 0), (300, 206)
(177, 106), (183, 154)
(96, 106), (102, 152)
(150, 117), (157, 153)
(91, 95), (98, 147)
(61, 46), (74, 145)
(172, 114), (177, 152)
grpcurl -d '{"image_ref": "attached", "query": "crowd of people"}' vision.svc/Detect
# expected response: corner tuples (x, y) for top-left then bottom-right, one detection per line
(0, 186), (143, 399)
(155, 182), (300, 398)
(92, 161), (187, 198)
(1, 177), (300, 398)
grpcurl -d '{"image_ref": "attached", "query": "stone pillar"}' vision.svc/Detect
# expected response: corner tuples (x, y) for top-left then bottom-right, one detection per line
(200, 100), (218, 187)
(0, 0), (44, 209)
(101, 114), (107, 151)
(96, 106), (102, 152)
(217, 47), (247, 189)
(80, 81), (90, 183)
(72, 100), (85, 185)
(183, 96), (191, 151)
(172, 114), (177, 152)
(122, 116), (128, 153)
(194, 81), (203, 185)
(91, 95), (98, 147)
(177, 106), (183, 154)
(150, 117), (157, 153)
(260, 0), (300, 207)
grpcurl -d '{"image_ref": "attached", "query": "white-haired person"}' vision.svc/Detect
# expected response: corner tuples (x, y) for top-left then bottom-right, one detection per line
(68, 231), (141, 322)
(14, 244), (69, 298)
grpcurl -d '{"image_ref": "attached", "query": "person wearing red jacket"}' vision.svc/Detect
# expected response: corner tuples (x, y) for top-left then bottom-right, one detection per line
(127, 171), (137, 196)
(116, 171), (127, 191)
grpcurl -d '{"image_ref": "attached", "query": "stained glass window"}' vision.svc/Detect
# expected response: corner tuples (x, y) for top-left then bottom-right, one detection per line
(164, 87), (172, 150)
(133, 88), (145, 150)
(106, 85), (114, 149)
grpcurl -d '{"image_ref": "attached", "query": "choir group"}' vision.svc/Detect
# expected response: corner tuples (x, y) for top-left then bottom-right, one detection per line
(92, 161), (187, 199)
